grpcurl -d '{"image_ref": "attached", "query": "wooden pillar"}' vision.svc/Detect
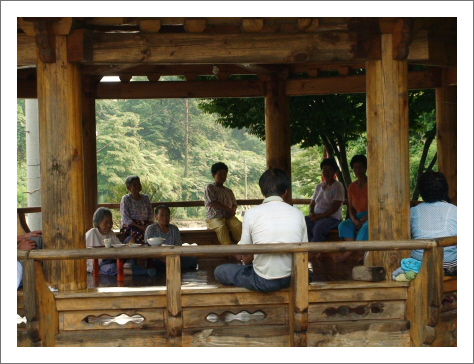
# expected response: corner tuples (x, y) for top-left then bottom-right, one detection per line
(265, 72), (291, 202)
(166, 255), (182, 347)
(37, 35), (87, 291)
(406, 246), (444, 346)
(289, 252), (309, 346)
(436, 70), (457, 205)
(365, 33), (410, 278)
(82, 76), (100, 230)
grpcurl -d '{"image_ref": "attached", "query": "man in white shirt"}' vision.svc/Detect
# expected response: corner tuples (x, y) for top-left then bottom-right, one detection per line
(214, 169), (308, 292)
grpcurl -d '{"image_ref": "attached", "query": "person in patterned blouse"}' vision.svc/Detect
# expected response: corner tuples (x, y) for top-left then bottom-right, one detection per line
(204, 162), (242, 245)
(120, 175), (154, 245)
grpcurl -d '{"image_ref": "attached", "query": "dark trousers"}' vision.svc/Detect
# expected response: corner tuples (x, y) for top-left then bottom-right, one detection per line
(153, 256), (198, 272)
(214, 263), (291, 292)
(305, 216), (340, 242)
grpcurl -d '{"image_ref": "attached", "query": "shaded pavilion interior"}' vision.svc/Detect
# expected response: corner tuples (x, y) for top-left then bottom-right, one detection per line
(12, 14), (466, 350)
(16, 17), (457, 291)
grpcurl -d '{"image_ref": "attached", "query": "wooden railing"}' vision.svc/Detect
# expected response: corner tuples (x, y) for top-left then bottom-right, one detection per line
(17, 236), (456, 347)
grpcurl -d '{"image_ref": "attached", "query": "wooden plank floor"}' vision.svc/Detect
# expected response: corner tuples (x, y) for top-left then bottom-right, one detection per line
(87, 254), (361, 289)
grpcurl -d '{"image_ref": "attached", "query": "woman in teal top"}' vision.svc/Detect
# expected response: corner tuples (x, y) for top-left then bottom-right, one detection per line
(410, 171), (457, 275)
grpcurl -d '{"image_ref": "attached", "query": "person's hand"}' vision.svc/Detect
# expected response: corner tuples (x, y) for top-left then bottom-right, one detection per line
(354, 219), (363, 230)
(17, 238), (37, 251)
(224, 210), (236, 219)
(309, 213), (322, 222)
(17, 230), (42, 243)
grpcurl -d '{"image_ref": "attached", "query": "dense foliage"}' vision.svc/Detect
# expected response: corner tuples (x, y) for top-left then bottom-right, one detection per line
(17, 79), (437, 221)
(198, 85), (437, 199)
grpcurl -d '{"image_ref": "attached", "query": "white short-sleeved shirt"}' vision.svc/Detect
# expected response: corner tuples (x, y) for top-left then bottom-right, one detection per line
(410, 201), (457, 262)
(238, 196), (308, 280)
(311, 180), (345, 220)
(85, 228), (121, 272)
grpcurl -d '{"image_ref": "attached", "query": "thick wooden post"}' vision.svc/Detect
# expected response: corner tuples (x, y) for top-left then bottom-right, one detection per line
(37, 35), (87, 291)
(436, 70), (457, 205)
(289, 252), (309, 346)
(82, 76), (100, 230)
(166, 255), (182, 346)
(365, 33), (411, 277)
(265, 72), (291, 202)
(407, 246), (444, 346)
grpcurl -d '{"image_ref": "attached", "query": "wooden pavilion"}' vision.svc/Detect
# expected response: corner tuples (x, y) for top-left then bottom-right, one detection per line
(16, 17), (458, 347)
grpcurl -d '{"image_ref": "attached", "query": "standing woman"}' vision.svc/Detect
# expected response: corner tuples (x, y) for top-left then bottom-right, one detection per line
(335, 155), (368, 262)
(306, 158), (345, 244)
(120, 175), (154, 245)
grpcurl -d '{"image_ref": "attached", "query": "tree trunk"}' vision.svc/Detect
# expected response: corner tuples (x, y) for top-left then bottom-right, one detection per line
(335, 133), (352, 189)
(411, 131), (436, 200)
(323, 133), (350, 196)
(184, 99), (189, 177)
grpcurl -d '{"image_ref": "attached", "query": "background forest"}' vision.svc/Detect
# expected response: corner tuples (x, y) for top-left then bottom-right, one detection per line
(17, 77), (437, 226)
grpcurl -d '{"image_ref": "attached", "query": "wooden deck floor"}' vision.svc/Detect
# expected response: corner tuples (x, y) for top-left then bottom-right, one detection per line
(87, 254), (360, 289)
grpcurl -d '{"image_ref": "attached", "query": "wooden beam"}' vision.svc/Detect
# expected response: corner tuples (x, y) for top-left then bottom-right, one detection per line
(298, 18), (319, 32)
(436, 69), (457, 205)
(18, 69), (442, 100)
(82, 76), (100, 231)
(18, 34), (38, 66)
(289, 252), (309, 346)
(408, 30), (457, 67)
(241, 19), (264, 32)
(88, 32), (359, 64)
(286, 69), (441, 96)
(96, 79), (265, 99)
(184, 19), (207, 33)
(139, 20), (161, 33)
(37, 35), (87, 291)
(166, 255), (182, 347)
(67, 30), (93, 63)
(265, 73), (291, 202)
(365, 33), (411, 278)
(407, 247), (444, 346)
(83, 63), (257, 77)
(237, 63), (276, 74)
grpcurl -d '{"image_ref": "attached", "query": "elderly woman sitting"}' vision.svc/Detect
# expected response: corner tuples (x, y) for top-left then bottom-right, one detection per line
(145, 205), (198, 271)
(86, 207), (156, 276)
(410, 171), (457, 275)
(120, 175), (154, 245)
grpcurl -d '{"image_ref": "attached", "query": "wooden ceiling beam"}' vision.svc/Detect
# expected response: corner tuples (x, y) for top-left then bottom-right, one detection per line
(88, 32), (359, 64)
(18, 27), (450, 68)
(286, 69), (441, 96)
(96, 79), (265, 99)
(17, 69), (444, 100)
(82, 64), (257, 76)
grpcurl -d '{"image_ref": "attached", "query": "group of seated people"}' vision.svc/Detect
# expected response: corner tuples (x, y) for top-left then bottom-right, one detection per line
(204, 160), (457, 292)
(17, 159), (457, 294)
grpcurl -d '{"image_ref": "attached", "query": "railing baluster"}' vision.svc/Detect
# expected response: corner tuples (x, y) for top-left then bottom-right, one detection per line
(166, 254), (182, 347)
(290, 252), (309, 347)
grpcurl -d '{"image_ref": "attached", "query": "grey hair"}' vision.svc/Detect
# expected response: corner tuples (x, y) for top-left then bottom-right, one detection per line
(125, 175), (140, 188)
(92, 207), (113, 228)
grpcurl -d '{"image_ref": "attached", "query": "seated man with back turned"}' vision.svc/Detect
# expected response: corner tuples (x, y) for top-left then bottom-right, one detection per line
(214, 168), (308, 292)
